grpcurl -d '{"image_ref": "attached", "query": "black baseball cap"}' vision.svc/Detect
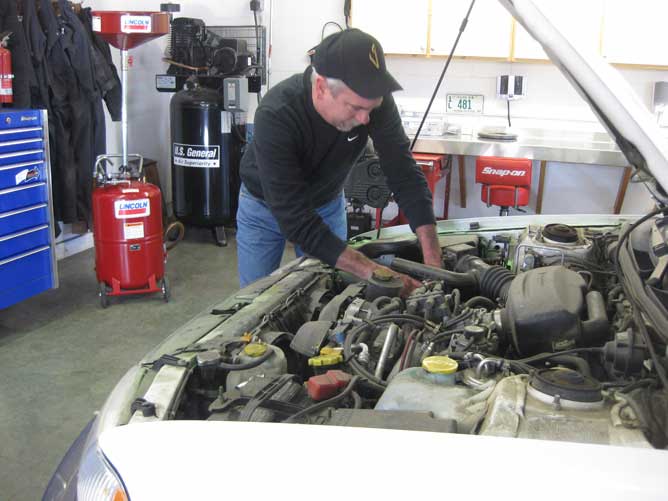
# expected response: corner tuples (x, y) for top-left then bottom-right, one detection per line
(311, 28), (402, 99)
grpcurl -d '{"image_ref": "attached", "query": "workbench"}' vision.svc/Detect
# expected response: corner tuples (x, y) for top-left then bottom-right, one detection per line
(412, 128), (633, 215)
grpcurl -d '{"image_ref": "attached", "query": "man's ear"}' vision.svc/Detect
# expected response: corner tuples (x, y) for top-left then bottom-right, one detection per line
(313, 74), (328, 100)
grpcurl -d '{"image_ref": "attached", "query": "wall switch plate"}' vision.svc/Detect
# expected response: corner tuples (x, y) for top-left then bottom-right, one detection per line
(497, 75), (527, 100)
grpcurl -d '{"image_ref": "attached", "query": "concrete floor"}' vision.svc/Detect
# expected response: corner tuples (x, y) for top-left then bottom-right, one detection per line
(0, 228), (291, 500)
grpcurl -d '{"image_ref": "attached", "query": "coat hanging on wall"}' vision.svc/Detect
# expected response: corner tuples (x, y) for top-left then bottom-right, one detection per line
(10, 0), (121, 230)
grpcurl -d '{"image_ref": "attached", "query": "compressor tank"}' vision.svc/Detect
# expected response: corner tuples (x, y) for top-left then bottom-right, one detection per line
(170, 85), (241, 232)
(93, 181), (165, 289)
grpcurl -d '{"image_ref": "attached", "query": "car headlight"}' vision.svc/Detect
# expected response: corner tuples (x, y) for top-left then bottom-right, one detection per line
(77, 443), (129, 501)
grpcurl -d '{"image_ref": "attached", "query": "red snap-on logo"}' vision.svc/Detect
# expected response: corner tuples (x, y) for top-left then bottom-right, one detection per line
(115, 199), (150, 219)
(481, 166), (526, 177)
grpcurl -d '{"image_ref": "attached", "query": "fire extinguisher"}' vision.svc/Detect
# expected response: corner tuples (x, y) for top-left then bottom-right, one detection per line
(0, 31), (13, 105)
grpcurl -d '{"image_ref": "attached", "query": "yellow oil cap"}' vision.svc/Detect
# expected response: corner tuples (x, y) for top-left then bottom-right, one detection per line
(244, 343), (268, 357)
(308, 347), (343, 367)
(372, 268), (394, 282)
(422, 356), (458, 374)
(320, 346), (343, 356)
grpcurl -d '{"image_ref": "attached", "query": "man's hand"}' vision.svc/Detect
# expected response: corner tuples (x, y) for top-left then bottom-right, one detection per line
(335, 247), (421, 297)
(385, 266), (422, 297)
(416, 224), (442, 268)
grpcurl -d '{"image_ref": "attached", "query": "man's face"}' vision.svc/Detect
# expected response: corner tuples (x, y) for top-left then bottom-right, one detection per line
(315, 76), (383, 132)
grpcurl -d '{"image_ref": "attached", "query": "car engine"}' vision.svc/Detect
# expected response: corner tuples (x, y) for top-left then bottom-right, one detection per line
(137, 222), (668, 449)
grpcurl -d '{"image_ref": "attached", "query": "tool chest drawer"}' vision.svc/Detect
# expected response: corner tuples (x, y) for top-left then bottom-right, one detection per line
(0, 225), (50, 261)
(0, 148), (44, 166)
(0, 204), (49, 237)
(0, 161), (46, 190)
(0, 126), (43, 142)
(0, 246), (54, 309)
(0, 182), (48, 212)
(0, 138), (44, 155)
(0, 110), (57, 309)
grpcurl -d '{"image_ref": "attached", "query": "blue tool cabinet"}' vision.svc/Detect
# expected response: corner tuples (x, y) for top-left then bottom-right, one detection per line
(0, 110), (58, 309)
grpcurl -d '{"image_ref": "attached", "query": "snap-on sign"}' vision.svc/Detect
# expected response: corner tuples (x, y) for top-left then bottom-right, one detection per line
(120, 15), (152, 33)
(481, 166), (527, 177)
(115, 198), (151, 219)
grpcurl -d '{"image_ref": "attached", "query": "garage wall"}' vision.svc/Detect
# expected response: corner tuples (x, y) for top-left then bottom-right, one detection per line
(92, 0), (343, 207)
(92, 0), (662, 217)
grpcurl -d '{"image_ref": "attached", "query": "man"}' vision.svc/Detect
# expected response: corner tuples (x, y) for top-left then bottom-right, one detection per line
(237, 28), (441, 293)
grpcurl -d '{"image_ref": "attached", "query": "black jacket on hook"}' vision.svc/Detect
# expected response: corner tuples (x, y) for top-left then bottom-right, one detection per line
(5, 0), (121, 227)
(56, 0), (96, 226)
(21, 0), (50, 111)
(38, 0), (79, 223)
(78, 6), (121, 121)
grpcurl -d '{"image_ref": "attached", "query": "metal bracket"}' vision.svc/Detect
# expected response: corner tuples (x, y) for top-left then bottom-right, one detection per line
(94, 153), (145, 184)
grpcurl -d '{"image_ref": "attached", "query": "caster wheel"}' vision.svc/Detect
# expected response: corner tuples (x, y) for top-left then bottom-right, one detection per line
(98, 282), (109, 309)
(160, 276), (170, 303)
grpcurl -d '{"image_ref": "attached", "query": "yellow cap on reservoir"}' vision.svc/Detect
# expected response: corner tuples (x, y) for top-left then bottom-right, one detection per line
(308, 346), (344, 367)
(244, 343), (268, 357)
(422, 356), (458, 374)
(320, 346), (343, 356)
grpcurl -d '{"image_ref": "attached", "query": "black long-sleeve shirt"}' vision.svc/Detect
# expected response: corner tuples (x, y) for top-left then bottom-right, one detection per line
(240, 66), (435, 267)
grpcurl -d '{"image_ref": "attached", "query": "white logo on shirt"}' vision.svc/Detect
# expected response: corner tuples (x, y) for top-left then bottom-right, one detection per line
(347, 135), (359, 142)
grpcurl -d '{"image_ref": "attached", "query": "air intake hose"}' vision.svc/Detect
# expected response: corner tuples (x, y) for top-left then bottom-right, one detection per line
(478, 266), (514, 302)
(377, 255), (514, 301)
(378, 256), (478, 288)
(456, 255), (514, 302)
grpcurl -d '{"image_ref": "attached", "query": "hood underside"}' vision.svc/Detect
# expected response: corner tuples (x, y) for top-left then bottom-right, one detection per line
(498, 0), (668, 200)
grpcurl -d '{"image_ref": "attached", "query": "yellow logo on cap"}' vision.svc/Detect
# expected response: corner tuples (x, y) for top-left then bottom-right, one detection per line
(369, 43), (380, 70)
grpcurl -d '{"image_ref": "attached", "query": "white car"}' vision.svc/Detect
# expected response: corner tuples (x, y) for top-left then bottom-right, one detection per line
(44, 1), (668, 500)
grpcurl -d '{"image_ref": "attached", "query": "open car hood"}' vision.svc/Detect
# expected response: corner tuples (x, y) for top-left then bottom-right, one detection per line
(100, 421), (668, 500)
(499, 0), (668, 201)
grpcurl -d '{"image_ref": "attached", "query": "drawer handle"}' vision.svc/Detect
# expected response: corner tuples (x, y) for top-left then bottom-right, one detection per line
(0, 160), (43, 172)
(0, 203), (47, 219)
(0, 224), (49, 242)
(0, 245), (49, 267)
(0, 148), (43, 159)
(0, 182), (46, 195)
(0, 138), (43, 147)
(0, 126), (41, 135)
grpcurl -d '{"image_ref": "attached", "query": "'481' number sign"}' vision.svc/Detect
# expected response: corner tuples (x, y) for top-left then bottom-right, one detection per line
(446, 94), (484, 114)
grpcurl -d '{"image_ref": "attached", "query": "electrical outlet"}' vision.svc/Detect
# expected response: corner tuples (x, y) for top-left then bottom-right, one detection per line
(497, 75), (527, 100)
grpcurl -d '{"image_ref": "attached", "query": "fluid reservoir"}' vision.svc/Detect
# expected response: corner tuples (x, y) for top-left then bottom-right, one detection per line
(226, 344), (287, 390)
(365, 268), (403, 300)
(375, 359), (476, 432)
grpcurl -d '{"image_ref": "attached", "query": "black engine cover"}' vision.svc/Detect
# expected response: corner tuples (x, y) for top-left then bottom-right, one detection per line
(501, 266), (587, 355)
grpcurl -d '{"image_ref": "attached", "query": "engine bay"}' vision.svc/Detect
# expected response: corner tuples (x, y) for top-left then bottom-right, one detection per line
(135, 221), (668, 449)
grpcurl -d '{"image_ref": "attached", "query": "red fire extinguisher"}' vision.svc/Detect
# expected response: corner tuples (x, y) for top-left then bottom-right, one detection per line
(0, 31), (13, 105)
